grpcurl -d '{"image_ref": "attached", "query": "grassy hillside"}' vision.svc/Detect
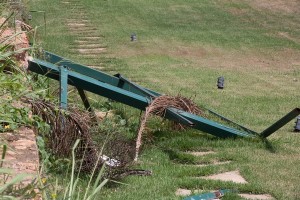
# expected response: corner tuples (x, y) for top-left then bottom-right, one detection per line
(28, 0), (300, 199)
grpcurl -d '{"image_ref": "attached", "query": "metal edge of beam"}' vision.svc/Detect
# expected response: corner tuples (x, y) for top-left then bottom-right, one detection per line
(44, 51), (160, 98)
(28, 58), (150, 110)
(260, 108), (300, 138)
(207, 109), (258, 136)
(170, 108), (255, 138)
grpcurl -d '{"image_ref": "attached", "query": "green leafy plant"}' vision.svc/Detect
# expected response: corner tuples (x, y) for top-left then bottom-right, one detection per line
(37, 139), (108, 200)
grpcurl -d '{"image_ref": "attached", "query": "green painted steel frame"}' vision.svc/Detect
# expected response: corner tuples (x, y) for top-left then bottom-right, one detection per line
(59, 66), (68, 109)
(28, 52), (300, 139)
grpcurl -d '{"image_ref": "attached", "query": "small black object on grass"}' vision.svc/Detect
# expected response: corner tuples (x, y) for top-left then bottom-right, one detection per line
(217, 76), (224, 89)
(130, 33), (137, 41)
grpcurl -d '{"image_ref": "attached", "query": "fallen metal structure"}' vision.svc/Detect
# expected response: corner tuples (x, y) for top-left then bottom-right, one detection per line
(28, 51), (300, 139)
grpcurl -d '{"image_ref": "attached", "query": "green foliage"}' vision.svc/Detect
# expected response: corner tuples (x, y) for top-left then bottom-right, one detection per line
(37, 140), (108, 200)
(25, 0), (300, 199)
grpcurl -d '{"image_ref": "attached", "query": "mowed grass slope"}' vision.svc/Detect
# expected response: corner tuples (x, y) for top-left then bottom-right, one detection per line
(28, 0), (300, 199)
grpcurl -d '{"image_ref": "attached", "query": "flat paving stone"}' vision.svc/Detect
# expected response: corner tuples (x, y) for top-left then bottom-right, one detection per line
(186, 151), (215, 156)
(175, 188), (192, 196)
(76, 44), (105, 48)
(76, 48), (106, 54)
(239, 193), (274, 199)
(77, 36), (103, 40)
(200, 170), (248, 184)
(67, 23), (86, 27)
(195, 160), (232, 167)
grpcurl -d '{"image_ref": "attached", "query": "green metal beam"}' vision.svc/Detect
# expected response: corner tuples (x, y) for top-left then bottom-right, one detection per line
(170, 108), (255, 138)
(260, 108), (300, 138)
(44, 51), (160, 98)
(28, 58), (150, 110)
(28, 58), (254, 138)
(28, 55), (298, 139)
(207, 109), (258, 136)
(59, 66), (68, 109)
(76, 87), (92, 112)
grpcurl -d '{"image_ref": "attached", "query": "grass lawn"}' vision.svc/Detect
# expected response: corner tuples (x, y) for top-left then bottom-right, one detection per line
(28, 0), (300, 199)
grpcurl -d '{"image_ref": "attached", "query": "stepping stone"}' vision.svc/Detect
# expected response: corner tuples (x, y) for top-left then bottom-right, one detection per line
(175, 188), (192, 196)
(71, 31), (98, 35)
(76, 48), (106, 54)
(77, 36), (103, 40)
(67, 23), (86, 27)
(69, 28), (97, 32)
(77, 44), (106, 48)
(195, 160), (231, 167)
(200, 170), (248, 183)
(79, 54), (101, 59)
(74, 40), (99, 44)
(239, 194), (274, 200)
(67, 19), (89, 23)
(186, 151), (215, 156)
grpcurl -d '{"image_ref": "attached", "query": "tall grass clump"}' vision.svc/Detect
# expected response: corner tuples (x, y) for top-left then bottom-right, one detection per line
(37, 139), (108, 200)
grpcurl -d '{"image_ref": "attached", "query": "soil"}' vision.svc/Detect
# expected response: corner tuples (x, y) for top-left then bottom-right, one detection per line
(245, 0), (300, 14)
(1, 127), (39, 185)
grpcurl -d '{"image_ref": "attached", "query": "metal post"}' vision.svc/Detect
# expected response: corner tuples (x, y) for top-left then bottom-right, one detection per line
(59, 66), (68, 109)
(295, 116), (300, 132)
(217, 76), (224, 89)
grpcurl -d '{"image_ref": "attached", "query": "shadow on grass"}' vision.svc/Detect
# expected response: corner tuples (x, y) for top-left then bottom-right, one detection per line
(261, 138), (276, 153)
(162, 149), (197, 164)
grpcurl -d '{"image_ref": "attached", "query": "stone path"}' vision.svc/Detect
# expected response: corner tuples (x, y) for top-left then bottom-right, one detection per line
(176, 150), (274, 199)
(200, 170), (248, 184)
(62, 0), (106, 71)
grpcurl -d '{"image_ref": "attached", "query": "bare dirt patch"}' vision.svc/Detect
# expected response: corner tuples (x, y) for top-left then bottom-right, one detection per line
(245, 0), (300, 14)
(277, 32), (300, 45)
(200, 170), (248, 183)
(117, 44), (300, 72)
(1, 127), (39, 185)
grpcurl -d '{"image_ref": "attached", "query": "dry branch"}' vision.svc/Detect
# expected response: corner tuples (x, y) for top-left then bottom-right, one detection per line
(134, 95), (204, 161)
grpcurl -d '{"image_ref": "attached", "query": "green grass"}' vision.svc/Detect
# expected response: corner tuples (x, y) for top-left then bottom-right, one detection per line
(27, 0), (300, 199)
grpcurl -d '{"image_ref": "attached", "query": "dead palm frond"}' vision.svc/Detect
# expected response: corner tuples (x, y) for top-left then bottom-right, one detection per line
(134, 95), (205, 161)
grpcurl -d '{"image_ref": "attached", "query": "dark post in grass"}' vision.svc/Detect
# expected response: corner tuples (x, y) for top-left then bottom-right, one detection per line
(130, 33), (137, 41)
(217, 76), (224, 89)
(295, 116), (300, 132)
